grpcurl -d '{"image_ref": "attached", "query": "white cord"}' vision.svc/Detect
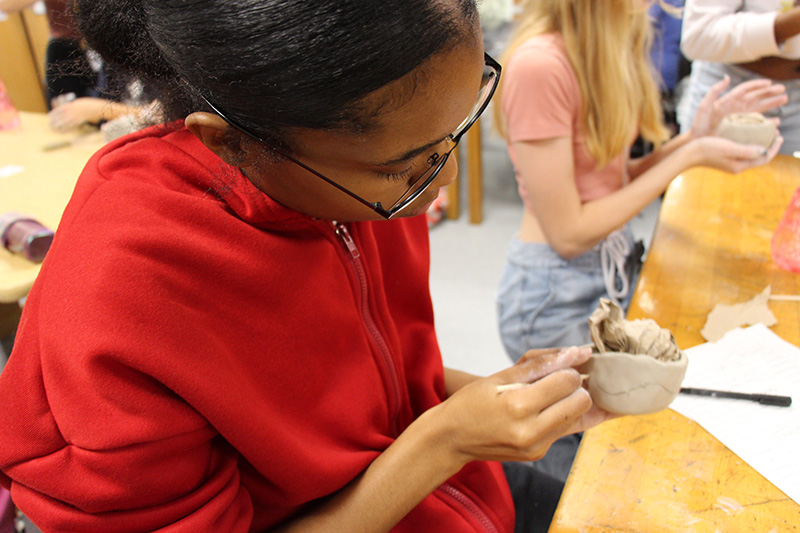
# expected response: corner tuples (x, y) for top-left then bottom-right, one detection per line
(600, 230), (631, 305)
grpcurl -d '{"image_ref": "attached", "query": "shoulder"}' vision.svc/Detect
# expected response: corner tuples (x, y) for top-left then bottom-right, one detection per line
(502, 33), (579, 109)
(506, 33), (575, 80)
(503, 33), (579, 105)
(91, 122), (221, 183)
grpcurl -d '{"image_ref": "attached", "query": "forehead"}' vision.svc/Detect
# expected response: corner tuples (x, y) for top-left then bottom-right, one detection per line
(292, 42), (485, 164)
(368, 43), (482, 131)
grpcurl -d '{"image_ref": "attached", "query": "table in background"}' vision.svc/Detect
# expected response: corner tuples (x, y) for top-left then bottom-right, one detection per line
(446, 120), (485, 224)
(0, 111), (102, 305)
(551, 155), (800, 531)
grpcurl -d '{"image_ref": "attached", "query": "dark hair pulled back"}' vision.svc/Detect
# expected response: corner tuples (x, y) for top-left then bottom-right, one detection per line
(74, 0), (478, 147)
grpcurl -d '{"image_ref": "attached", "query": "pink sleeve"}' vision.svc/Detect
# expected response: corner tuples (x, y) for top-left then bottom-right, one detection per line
(501, 43), (578, 143)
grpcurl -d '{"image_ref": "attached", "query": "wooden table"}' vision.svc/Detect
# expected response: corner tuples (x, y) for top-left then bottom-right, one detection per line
(446, 119), (485, 224)
(0, 111), (103, 303)
(550, 155), (800, 531)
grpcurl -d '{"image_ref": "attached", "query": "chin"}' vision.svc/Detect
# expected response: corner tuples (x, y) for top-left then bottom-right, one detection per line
(398, 191), (439, 219)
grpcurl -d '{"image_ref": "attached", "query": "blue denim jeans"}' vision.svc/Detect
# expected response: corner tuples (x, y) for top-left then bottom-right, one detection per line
(497, 227), (643, 362)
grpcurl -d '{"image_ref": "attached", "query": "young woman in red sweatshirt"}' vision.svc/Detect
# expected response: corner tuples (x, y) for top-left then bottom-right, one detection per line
(0, 1), (612, 531)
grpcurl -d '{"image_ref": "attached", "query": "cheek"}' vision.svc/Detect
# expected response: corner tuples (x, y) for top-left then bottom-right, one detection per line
(247, 160), (388, 220)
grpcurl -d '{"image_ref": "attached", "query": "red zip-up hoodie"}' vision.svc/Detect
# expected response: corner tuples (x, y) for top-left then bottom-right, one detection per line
(0, 124), (514, 532)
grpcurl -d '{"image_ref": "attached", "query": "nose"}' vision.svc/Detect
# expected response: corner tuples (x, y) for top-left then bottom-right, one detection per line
(436, 150), (459, 189)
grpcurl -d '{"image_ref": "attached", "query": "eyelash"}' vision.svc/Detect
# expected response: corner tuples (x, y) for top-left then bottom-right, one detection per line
(378, 164), (415, 183)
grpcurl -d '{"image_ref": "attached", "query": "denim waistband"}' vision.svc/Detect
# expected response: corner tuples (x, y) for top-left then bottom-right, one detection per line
(505, 225), (636, 270)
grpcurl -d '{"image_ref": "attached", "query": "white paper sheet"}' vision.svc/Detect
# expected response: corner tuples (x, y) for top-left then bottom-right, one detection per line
(669, 324), (800, 504)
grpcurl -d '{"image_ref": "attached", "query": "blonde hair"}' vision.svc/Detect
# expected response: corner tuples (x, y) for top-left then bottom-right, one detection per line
(494, 0), (671, 168)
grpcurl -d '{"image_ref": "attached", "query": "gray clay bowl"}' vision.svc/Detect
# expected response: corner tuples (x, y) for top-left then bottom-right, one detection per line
(717, 113), (776, 149)
(580, 350), (688, 415)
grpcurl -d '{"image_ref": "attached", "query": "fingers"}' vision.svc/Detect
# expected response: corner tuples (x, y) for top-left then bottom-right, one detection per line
(48, 108), (77, 132)
(567, 404), (619, 435)
(714, 135), (784, 174)
(717, 81), (787, 115)
(770, 135), (785, 156)
(706, 75), (732, 100)
(497, 370), (593, 459)
(512, 346), (562, 367)
(750, 94), (789, 115)
(739, 136), (783, 162)
(502, 345), (593, 387)
(724, 89), (787, 115)
(499, 366), (593, 432)
(724, 78), (778, 96)
(500, 368), (585, 412)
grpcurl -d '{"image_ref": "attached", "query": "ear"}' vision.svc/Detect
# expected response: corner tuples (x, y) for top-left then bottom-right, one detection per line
(185, 112), (261, 167)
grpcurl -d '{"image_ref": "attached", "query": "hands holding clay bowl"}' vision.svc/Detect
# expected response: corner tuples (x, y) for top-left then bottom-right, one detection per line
(690, 77), (785, 162)
(580, 299), (688, 415)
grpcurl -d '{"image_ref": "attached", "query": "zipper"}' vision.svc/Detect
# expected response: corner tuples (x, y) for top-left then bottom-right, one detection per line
(438, 483), (500, 533)
(333, 221), (403, 437)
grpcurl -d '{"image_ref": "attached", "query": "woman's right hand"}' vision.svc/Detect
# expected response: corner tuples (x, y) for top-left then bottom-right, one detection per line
(432, 346), (614, 466)
(685, 134), (784, 174)
(689, 76), (787, 139)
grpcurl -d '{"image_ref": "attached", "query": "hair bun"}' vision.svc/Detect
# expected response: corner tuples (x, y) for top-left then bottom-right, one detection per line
(74, 0), (174, 80)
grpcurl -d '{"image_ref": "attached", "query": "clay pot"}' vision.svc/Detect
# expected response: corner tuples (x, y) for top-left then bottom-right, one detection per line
(717, 112), (776, 148)
(581, 350), (688, 415)
(581, 299), (688, 415)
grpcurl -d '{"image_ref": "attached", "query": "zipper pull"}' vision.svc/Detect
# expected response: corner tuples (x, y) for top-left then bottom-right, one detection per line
(334, 222), (360, 259)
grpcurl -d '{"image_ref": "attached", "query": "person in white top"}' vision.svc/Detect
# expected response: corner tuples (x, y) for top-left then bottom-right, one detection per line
(680, 0), (800, 152)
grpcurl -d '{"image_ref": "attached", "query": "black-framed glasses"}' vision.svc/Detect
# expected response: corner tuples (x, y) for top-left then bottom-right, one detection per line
(198, 52), (501, 219)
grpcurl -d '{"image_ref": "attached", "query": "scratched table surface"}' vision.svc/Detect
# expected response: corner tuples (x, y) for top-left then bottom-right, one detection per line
(0, 111), (102, 303)
(550, 155), (800, 532)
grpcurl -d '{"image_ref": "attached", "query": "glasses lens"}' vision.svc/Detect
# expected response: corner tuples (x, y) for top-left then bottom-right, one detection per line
(386, 150), (451, 216)
(452, 63), (499, 138)
(382, 55), (500, 218)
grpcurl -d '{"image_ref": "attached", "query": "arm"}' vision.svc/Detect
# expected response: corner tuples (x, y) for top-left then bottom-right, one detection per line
(775, 7), (800, 43)
(276, 346), (609, 533)
(518, 134), (783, 258)
(681, 1), (782, 63)
(444, 367), (481, 397)
(515, 136), (680, 258)
(629, 76), (787, 179)
(48, 97), (141, 132)
(626, 132), (693, 180)
(521, 77), (785, 258)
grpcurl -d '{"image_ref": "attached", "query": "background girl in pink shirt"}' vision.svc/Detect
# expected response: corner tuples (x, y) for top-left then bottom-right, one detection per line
(495, 0), (787, 362)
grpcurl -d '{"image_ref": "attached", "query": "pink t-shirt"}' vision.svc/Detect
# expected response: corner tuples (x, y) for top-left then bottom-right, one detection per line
(502, 33), (628, 212)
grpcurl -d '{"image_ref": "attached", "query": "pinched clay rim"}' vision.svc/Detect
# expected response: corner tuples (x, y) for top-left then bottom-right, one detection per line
(717, 113), (776, 149)
(580, 349), (688, 415)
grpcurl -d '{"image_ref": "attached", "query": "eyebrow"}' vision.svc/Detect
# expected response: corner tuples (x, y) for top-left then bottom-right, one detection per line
(373, 135), (449, 167)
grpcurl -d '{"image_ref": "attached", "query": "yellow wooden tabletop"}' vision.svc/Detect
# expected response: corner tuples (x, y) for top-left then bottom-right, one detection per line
(550, 155), (800, 531)
(0, 111), (103, 303)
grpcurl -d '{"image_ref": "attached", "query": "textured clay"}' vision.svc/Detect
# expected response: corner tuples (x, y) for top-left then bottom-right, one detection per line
(717, 112), (777, 148)
(580, 299), (688, 415)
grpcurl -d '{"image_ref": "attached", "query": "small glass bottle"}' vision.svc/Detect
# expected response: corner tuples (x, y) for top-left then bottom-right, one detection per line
(771, 186), (800, 273)
(0, 77), (21, 131)
(0, 213), (55, 263)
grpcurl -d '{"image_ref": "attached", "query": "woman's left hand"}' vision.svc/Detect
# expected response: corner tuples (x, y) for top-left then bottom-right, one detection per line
(48, 97), (109, 132)
(690, 76), (788, 139)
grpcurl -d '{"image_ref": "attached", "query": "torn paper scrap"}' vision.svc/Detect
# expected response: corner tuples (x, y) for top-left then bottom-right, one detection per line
(701, 286), (777, 342)
(0, 165), (24, 179)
